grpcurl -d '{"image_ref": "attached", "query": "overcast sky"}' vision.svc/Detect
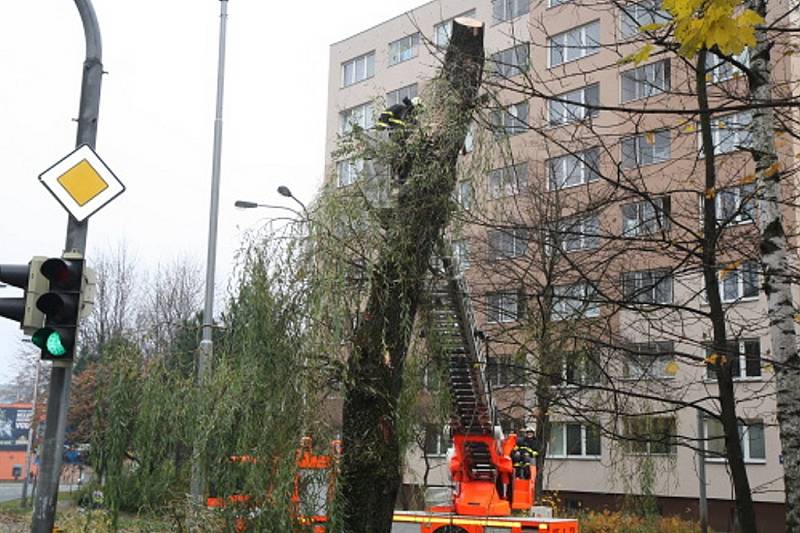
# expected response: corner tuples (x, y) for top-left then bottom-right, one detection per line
(0, 0), (426, 382)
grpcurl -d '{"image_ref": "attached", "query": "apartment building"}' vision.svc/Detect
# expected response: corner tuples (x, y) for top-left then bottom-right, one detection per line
(324, 1), (791, 530)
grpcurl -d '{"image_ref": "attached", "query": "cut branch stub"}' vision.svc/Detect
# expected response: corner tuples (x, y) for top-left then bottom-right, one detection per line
(444, 18), (485, 106)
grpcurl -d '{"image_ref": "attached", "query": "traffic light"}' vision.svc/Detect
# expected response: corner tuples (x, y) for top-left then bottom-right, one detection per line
(0, 257), (48, 334)
(32, 254), (86, 362)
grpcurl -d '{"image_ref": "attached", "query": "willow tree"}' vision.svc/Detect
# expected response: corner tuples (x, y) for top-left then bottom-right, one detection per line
(336, 18), (485, 533)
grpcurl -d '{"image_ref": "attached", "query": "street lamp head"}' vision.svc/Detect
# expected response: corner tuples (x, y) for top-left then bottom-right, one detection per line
(234, 200), (259, 209)
(277, 185), (292, 198)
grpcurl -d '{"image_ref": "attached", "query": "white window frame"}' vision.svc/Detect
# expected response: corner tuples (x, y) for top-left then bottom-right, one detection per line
(487, 292), (520, 323)
(339, 102), (374, 134)
(705, 111), (752, 155)
(488, 162), (528, 199)
(487, 356), (523, 387)
(719, 261), (759, 303)
(341, 51), (375, 87)
(704, 418), (766, 463)
(491, 102), (529, 136)
(455, 180), (474, 210)
(621, 130), (671, 168)
(620, 59), (671, 102)
(716, 183), (756, 226)
(389, 33), (419, 66)
(549, 422), (602, 458)
(386, 83), (418, 107)
(553, 214), (600, 253)
(488, 228), (528, 261)
(558, 352), (602, 386)
(548, 0), (573, 7)
(548, 21), (601, 67)
(621, 269), (673, 304)
(624, 341), (675, 379)
(493, 0), (530, 22)
(619, 0), (670, 38)
(434, 10), (477, 48)
(553, 282), (599, 320)
(336, 159), (364, 187)
(452, 239), (470, 270)
(705, 338), (762, 380)
(548, 148), (601, 190)
(622, 196), (670, 236)
(491, 43), (530, 78)
(423, 425), (450, 457)
(548, 83), (600, 126)
(624, 417), (677, 455)
(710, 48), (750, 83)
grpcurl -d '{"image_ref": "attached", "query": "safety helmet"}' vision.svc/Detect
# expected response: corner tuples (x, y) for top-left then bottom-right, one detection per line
(411, 96), (422, 107)
(525, 426), (535, 434)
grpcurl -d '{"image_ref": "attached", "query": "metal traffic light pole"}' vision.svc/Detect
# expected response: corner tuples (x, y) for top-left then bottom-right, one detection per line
(31, 1), (102, 531)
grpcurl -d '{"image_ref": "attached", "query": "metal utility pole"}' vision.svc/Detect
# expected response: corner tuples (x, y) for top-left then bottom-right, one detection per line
(190, 0), (229, 502)
(31, 1), (102, 531)
(21, 360), (41, 508)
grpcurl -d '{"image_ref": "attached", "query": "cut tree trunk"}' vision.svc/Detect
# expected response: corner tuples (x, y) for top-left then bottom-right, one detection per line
(337, 18), (485, 533)
(746, 2), (800, 529)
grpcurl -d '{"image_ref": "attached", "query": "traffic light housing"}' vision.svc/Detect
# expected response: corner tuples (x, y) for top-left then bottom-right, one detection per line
(32, 254), (86, 362)
(0, 257), (48, 333)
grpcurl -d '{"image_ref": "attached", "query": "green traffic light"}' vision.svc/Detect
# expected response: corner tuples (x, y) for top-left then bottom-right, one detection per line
(45, 332), (67, 356)
(31, 328), (68, 357)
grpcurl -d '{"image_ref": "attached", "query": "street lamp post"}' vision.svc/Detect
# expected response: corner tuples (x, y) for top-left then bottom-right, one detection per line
(190, 0), (229, 503)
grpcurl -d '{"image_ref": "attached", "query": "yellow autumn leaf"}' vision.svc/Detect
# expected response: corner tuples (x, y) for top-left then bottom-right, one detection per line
(704, 187), (716, 199)
(740, 174), (756, 185)
(639, 23), (665, 32)
(719, 259), (742, 280)
(663, 0), (764, 58)
(684, 123), (697, 133)
(664, 360), (679, 375)
(764, 162), (781, 177)
(717, 120), (727, 129)
(621, 44), (655, 66)
(645, 131), (656, 144)
(705, 353), (720, 365)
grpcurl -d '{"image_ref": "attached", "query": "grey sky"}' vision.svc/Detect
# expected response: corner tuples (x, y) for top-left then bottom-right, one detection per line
(0, 0), (425, 382)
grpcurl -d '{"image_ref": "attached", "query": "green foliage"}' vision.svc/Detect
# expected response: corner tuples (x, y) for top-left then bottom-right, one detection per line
(578, 510), (701, 533)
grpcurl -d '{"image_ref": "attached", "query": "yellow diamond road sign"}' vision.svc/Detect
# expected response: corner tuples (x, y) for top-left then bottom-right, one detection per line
(39, 144), (124, 222)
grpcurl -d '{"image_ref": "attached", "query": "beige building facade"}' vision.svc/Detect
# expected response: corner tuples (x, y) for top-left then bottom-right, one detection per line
(324, 1), (791, 531)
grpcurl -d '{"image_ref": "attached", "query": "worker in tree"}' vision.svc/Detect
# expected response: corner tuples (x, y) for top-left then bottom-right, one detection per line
(512, 427), (538, 479)
(377, 96), (421, 130)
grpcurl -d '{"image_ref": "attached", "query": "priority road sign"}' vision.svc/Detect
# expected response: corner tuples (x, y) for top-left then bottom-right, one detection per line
(39, 144), (125, 222)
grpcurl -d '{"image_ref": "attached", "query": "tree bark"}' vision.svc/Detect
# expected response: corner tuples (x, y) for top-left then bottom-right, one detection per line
(697, 49), (759, 533)
(745, 3), (800, 529)
(337, 19), (484, 533)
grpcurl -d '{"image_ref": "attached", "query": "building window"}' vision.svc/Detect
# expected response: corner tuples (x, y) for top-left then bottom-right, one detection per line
(548, 83), (600, 126)
(705, 338), (761, 379)
(341, 52), (375, 87)
(549, 422), (601, 457)
(548, 0), (573, 6)
(620, 59), (671, 102)
(548, 21), (601, 67)
(493, 0), (530, 22)
(622, 196), (670, 236)
(554, 352), (602, 386)
(491, 44), (530, 78)
(716, 184), (756, 226)
(487, 292), (520, 323)
(488, 162), (528, 199)
(624, 417), (676, 455)
(340, 102), (374, 134)
(423, 425), (450, 456)
(488, 228), (528, 261)
(621, 130), (671, 168)
(336, 159), (364, 187)
(705, 418), (765, 461)
(621, 269), (673, 304)
(551, 214), (600, 253)
(548, 148), (601, 189)
(487, 356), (523, 387)
(434, 10), (477, 48)
(389, 33), (419, 65)
(491, 101), (529, 136)
(706, 111), (752, 155)
(619, 0), (670, 38)
(553, 283), (599, 320)
(386, 84), (418, 107)
(455, 180), (474, 210)
(719, 261), (759, 302)
(624, 341), (675, 379)
(452, 239), (470, 270)
(710, 48), (749, 82)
